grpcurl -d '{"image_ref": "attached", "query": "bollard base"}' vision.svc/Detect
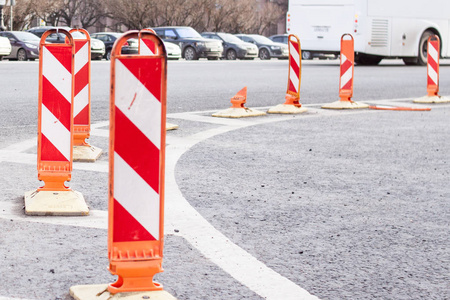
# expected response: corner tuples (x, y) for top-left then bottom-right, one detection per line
(73, 145), (103, 162)
(413, 95), (450, 103)
(212, 107), (266, 118)
(322, 100), (369, 109)
(166, 122), (179, 130)
(70, 284), (177, 300)
(267, 104), (308, 114)
(24, 190), (89, 216)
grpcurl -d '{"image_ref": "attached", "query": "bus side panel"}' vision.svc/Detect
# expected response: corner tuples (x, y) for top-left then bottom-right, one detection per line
(390, 19), (447, 57)
(289, 4), (356, 52)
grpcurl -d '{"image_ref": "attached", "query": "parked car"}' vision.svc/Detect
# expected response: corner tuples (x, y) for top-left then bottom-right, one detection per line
(164, 41), (181, 60)
(91, 32), (138, 60)
(201, 32), (258, 60)
(268, 33), (335, 60)
(152, 26), (223, 60)
(235, 34), (288, 60)
(28, 26), (105, 60)
(0, 31), (39, 61)
(0, 36), (12, 60)
(269, 34), (288, 44)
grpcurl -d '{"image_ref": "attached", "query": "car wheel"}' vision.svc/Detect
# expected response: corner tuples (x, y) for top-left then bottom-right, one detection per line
(226, 49), (237, 60)
(184, 47), (198, 60)
(259, 48), (270, 60)
(105, 50), (112, 61)
(302, 51), (312, 60)
(17, 49), (27, 61)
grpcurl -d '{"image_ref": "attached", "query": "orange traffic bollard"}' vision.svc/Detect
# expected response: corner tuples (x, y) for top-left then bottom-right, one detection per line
(268, 34), (307, 114)
(322, 34), (368, 109)
(108, 30), (167, 294)
(69, 28), (103, 161)
(212, 86), (266, 118)
(24, 28), (88, 216)
(414, 35), (450, 103)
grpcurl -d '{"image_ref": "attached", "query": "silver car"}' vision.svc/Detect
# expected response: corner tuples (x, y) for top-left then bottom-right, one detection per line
(0, 36), (12, 60)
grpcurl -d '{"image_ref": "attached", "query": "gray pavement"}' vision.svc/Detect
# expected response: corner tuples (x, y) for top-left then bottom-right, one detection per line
(0, 59), (449, 299)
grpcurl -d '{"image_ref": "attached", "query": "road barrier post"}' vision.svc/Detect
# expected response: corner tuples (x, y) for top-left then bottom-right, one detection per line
(212, 86), (266, 118)
(107, 29), (167, 294)
(69, 28), (103, 161)
(268, 34), (307, 114)
(414, 35), (450, 103)
(70, 30), (176, 299)
(24, 28), (88, 216)
(322, 34), (368, 109)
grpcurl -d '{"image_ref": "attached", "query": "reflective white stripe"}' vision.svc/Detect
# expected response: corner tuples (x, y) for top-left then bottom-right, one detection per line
(428, 64), (438, 85)
(41, 104), (71, 161)
(340, 53), (347, 65)
(73, 84), (89, 118)
(42, 47), (72, 103)
(428, 42), (438, 63)
(74, 42), (89, 74)
(289, 66), (299, 93)
(289, 42), (300, 67)
(140, 39), (154, 55)
(114, 152), (160, 240)
(115, 59), (161, 149)
(340, 67), (352, 89)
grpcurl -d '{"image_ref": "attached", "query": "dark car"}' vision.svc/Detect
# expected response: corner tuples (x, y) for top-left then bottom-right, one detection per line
(152, 26), (223, 60)
(201, 32), (258, 60)
(235, 34), (288, 60)
(269, 34), (289, 44)
(0, 31), (39, 61)
(27, 26), (105, 60)
(91, 32), (138, 60)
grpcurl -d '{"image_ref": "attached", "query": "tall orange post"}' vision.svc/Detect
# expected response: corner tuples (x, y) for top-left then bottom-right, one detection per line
(24, 28), (88, 216)
(108, 30), (167, 293)
(414, 35), (450, 103)
(268, 34), (307, 114)
(322, 33), (368, 109)
(69, 28), (103, 161)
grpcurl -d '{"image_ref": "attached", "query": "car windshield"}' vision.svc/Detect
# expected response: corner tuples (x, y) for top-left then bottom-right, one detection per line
(217, 33), (243, 43)
(13, 32), (40, 42)
(176, 27), (202, 38)
(249, 35), (274, 44)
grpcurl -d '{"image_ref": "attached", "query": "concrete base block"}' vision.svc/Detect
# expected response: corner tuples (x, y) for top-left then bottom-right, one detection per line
(166, 123), (179, 130)
(212, 107), (266, 118)
(24, 190), (89, 216)
(73, 145), (103, 162)
(322, 100), (369, 109)
(413, 95), (450, 103)
(267, 104), (308, 114)
(70, 284), (177, 300)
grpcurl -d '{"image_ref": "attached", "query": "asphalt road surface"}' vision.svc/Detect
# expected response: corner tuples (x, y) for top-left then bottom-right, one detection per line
(0, 58), (449, 300)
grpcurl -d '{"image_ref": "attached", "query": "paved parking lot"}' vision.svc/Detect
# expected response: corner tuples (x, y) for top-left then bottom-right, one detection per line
(0, 60), (449, 299)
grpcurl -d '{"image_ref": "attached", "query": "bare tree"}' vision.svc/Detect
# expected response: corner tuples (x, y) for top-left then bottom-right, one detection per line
(57, 0), (109, 29)
(107, 0), (159, 30)
(2, 0), (35, 30)
(32, 0), (64, 26)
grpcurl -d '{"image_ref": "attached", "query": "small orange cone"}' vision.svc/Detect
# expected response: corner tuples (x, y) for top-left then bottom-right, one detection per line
(212, 87), (266, 118)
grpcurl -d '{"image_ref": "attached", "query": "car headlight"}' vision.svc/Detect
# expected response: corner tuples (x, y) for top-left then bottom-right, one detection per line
(25, 43), (38, 49)
(270, 46), (280, 50)
(195, 42), (205, 47)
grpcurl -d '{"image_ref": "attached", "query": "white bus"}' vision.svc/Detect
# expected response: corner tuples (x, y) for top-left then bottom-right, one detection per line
(287, 0), (450, 65)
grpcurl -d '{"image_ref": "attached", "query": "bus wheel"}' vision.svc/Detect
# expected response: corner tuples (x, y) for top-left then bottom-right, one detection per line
(355, 54), (382, 65)
(417, 30), (434, 66)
